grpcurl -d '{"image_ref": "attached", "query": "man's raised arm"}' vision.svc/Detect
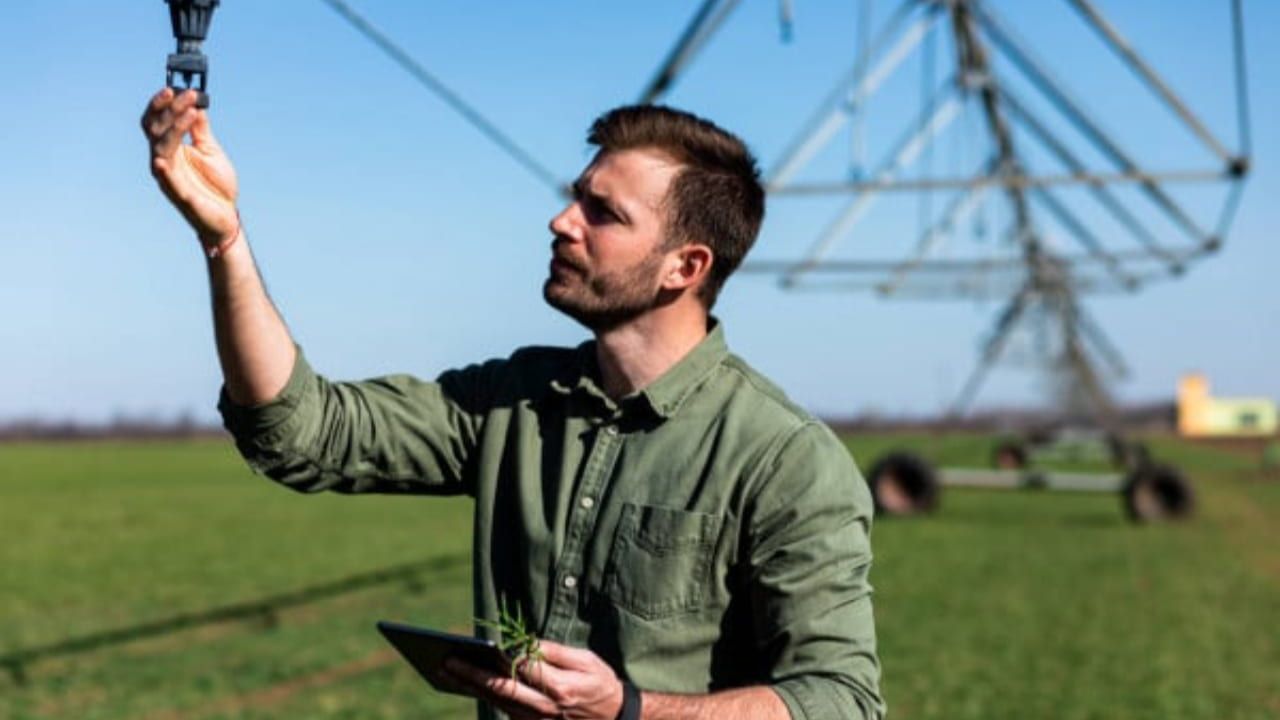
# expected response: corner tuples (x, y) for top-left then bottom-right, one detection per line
(141, 87), (295, 405)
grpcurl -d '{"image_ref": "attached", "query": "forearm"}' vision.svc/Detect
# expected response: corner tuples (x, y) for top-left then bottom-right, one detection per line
(207, 231), (296, 405)
(641, 686), (789, 720)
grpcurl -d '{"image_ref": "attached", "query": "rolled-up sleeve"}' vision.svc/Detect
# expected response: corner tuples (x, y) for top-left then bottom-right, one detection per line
(748, 422), (885, 720)
(218, 346), (501, 496)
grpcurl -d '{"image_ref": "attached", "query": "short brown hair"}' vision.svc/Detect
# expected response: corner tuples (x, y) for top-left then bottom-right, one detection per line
(587, 105), (765, 308)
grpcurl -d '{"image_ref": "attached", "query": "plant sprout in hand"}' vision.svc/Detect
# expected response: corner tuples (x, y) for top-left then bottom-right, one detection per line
(476, 599), (544, 681)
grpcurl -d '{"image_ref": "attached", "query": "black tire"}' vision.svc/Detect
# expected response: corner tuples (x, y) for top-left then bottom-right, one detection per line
(1122, 464), (1195, 522)
(991, 439), (1029, 470)
(866, 451), (940, 516)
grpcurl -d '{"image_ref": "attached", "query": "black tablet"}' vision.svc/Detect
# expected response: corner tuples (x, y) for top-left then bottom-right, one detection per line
(376, 620), (510, 692)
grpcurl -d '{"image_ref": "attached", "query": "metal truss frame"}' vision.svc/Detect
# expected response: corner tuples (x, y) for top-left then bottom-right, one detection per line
(642, 0), (1252, 420)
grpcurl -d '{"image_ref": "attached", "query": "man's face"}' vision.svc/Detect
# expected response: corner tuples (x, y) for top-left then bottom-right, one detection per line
(544, 149), (682, 330)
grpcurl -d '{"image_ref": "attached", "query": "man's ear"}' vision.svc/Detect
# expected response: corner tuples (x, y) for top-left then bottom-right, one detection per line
(661, 243), (714, 292)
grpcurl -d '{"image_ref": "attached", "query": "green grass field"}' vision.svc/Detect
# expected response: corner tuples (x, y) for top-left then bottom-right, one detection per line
(2, 435), (1277, 719)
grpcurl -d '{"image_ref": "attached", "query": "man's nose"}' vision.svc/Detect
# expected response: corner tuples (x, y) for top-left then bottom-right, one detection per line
(548, 202), (582, 241)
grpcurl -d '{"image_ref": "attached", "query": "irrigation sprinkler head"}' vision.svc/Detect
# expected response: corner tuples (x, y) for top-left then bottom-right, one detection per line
(164, 0), (221, 108)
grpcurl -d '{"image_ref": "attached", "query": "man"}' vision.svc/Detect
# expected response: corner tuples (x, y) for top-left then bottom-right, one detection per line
(142, 87), (885, 720)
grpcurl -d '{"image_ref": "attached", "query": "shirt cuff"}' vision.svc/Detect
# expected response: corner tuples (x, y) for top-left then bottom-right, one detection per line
(217, 345), (315, 446)
(772, 680), (811, 720)
(773, 676), (878, 720)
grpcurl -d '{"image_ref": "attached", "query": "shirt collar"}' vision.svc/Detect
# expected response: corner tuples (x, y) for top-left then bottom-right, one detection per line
(548, 319), (729, 420)
(638, 320), (728, 419)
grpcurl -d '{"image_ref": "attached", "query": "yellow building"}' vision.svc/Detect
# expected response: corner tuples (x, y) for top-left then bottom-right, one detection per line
(1178, 373), (1278, 437)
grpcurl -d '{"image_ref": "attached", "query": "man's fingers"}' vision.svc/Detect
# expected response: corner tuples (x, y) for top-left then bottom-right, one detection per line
(484, 677), (560, 718)
(141, 87), (174, 131)
(515, 642), (625, 713)
(171, 89), (200, 115)
(444, 658), (561, 717)
(148, 87), (175, 112)
(143, 89), (201, 153)
(515, 654), (571, 698)
(142, 89), (195, 135)
(149, 112), (180, 162)
(174, 108), (200, 136)
(151, 108), (199, 161)
(535, 640), (597, 671)
(145, 106), (175, 142)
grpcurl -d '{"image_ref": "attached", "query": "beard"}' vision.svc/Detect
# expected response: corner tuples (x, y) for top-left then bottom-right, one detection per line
(543, 242), (667, 332)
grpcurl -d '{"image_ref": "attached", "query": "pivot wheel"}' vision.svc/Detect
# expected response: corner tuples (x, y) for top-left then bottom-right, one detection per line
(866, 451), (940, 516)
(1122, 464), (1194, 522)
(991, 439), (1029, 470)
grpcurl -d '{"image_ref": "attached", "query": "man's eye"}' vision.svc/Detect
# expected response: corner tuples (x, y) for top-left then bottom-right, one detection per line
(585, 198), (619, 223)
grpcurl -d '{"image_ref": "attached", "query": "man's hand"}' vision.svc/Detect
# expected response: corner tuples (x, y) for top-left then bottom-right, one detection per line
(140, 87), (240, 248)
(439, 640), (792, 719)
(443, 640), (624, 720)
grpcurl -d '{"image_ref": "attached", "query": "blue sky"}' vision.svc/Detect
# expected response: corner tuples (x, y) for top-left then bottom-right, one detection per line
(0, 1), (1275, 423)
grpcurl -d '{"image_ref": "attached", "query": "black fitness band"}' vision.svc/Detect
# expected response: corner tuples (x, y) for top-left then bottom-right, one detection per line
(617, 680), (642, 720)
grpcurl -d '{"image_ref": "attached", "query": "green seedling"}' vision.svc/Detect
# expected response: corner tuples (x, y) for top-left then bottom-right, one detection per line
(476, 599), (544, 681)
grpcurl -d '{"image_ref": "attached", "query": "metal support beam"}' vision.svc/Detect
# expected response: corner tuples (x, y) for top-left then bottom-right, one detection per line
(743, 244), (1202, 276)
(1028, 186), (1137, 290)
(783, 84), (963, 283)
(1074, 303), (1130, 379)
(941, 468), (1123, 492)
(1066, 0), (1233, 164)
(638, 0), (743, 104)
(879, 174), (991, 295)
(949, 0), (1040, 268)
(1230, 0), (1252, 160)
(768, 167), (1228, 195)
(1056, 292), (1119, 428)
(998, 85), (1183, 271)
(776, 274), (1149, 299)
(767, 0), (939, 188)
(318, 0), (566, 196)
(972, 0), (1214, 247)
(950, 281), (1035, 415)
(850, 0), (877, 176)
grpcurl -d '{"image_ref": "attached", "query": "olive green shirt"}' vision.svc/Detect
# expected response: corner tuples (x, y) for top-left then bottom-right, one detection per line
(219, 324), (884, 719)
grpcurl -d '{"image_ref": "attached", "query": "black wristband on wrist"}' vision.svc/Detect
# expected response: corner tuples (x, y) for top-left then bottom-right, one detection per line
(617, 680), (641, 720)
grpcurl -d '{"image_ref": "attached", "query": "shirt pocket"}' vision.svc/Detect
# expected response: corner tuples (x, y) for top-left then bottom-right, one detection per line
(603, 502), (722, 621)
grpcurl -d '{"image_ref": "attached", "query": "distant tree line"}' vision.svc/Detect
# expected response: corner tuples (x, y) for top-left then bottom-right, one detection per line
(825, 401), (1177, 435)
(0, 413), (225, 441)
(0, 402), (1178, 441)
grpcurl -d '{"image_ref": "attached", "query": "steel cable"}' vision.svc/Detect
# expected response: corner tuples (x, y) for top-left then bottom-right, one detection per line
(317, 0), (567, 197)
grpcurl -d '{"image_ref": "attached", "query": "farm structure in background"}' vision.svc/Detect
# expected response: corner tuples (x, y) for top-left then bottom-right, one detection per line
(1177, 373), (1278, 438)
(635, 0), (1253, 522)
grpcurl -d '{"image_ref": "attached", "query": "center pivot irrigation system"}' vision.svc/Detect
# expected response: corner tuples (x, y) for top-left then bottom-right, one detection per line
(169, 0), (1252, 522)
(643, 0), (1252, 522)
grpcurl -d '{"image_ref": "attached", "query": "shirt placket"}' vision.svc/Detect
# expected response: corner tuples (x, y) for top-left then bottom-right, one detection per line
(541, 413), (623, 644)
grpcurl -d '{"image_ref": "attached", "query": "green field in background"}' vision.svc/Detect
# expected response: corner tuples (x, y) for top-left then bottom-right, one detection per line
(2, 436), (1277, 719)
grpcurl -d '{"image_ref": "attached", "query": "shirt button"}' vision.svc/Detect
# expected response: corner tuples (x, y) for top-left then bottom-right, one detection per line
(580, 496), (595, 510)
(563, 575), (578, 589)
